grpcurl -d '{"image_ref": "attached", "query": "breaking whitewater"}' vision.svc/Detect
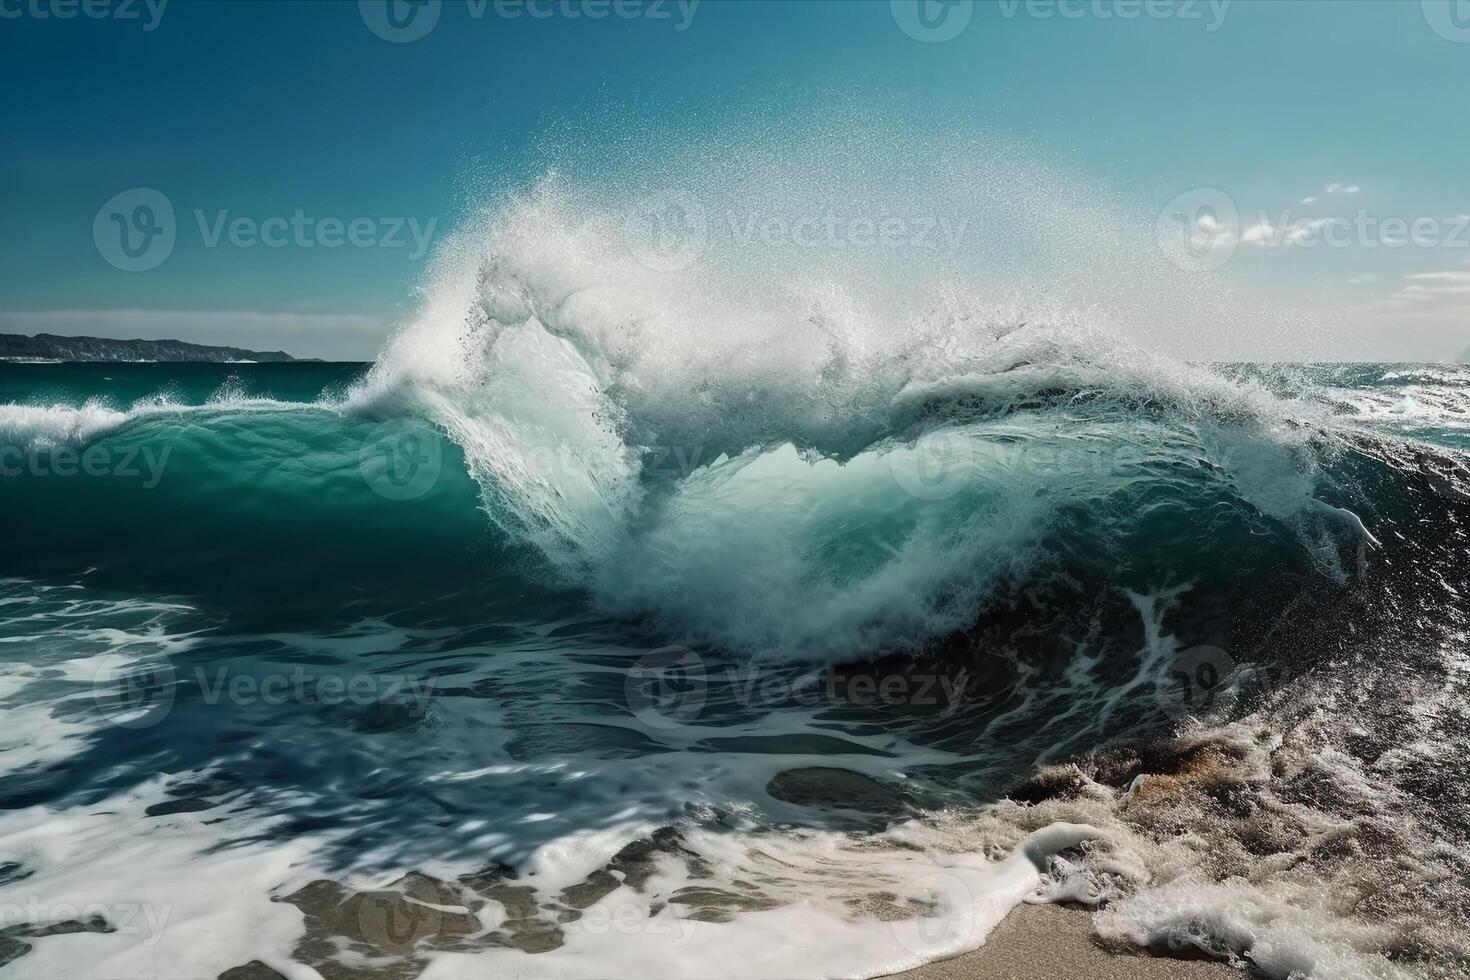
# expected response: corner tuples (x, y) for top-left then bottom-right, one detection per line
(2, 137), (1468, 980)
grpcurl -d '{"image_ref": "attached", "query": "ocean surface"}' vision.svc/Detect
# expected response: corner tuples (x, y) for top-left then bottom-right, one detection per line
(2, 186), (1469, 979)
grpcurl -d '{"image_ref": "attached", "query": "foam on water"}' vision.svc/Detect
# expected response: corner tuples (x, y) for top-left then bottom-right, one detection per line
(3, 132), (1468, 979)
(343, 166), (1368, 659)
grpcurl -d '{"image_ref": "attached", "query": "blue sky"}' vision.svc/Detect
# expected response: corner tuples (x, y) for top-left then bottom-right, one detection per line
(1, 0), (1467, 360)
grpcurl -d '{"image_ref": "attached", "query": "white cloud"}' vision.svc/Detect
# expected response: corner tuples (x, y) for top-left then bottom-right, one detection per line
(1347, 274), (1377, 284)
(1406, 271), (1470, 285)
(0, 310), (391, 361)
(1285, 218), (1331, 245)
(1241, 222), (1275, 245)
(1403, 283), (1470, 296)
(1300, 196), (1318, 204)
(1240, 218), (1331, 248)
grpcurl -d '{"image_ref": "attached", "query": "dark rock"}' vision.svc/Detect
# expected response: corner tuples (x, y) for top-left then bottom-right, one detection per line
(218, 960), (289, 980)
(0, 333), (307, 363)
(145, 798), (219, 817)
(766, 766), (905, 813)
(1007, 764), (1090, 804)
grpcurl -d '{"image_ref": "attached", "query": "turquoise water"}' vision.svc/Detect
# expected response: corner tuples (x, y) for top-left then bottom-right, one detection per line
(1, 350), (1467, 979)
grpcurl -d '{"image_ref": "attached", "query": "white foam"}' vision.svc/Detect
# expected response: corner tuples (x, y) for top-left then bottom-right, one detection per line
(1096, 878), (1418, 980)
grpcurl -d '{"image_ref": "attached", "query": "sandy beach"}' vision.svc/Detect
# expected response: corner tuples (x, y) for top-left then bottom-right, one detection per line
(888, 905), (1240, 980)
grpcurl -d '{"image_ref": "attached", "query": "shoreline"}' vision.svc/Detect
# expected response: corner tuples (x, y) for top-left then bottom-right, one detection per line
(886, 904), (1240, 980)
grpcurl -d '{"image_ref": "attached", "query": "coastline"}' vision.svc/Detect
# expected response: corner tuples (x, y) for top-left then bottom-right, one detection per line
(886, 904), (1240, 980)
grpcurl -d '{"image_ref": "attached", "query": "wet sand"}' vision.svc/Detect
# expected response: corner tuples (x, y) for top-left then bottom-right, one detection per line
(887, 904), (1240, 980)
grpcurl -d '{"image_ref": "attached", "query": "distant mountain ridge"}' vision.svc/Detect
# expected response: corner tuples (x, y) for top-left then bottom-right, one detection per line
(0, 333), (307, 363)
